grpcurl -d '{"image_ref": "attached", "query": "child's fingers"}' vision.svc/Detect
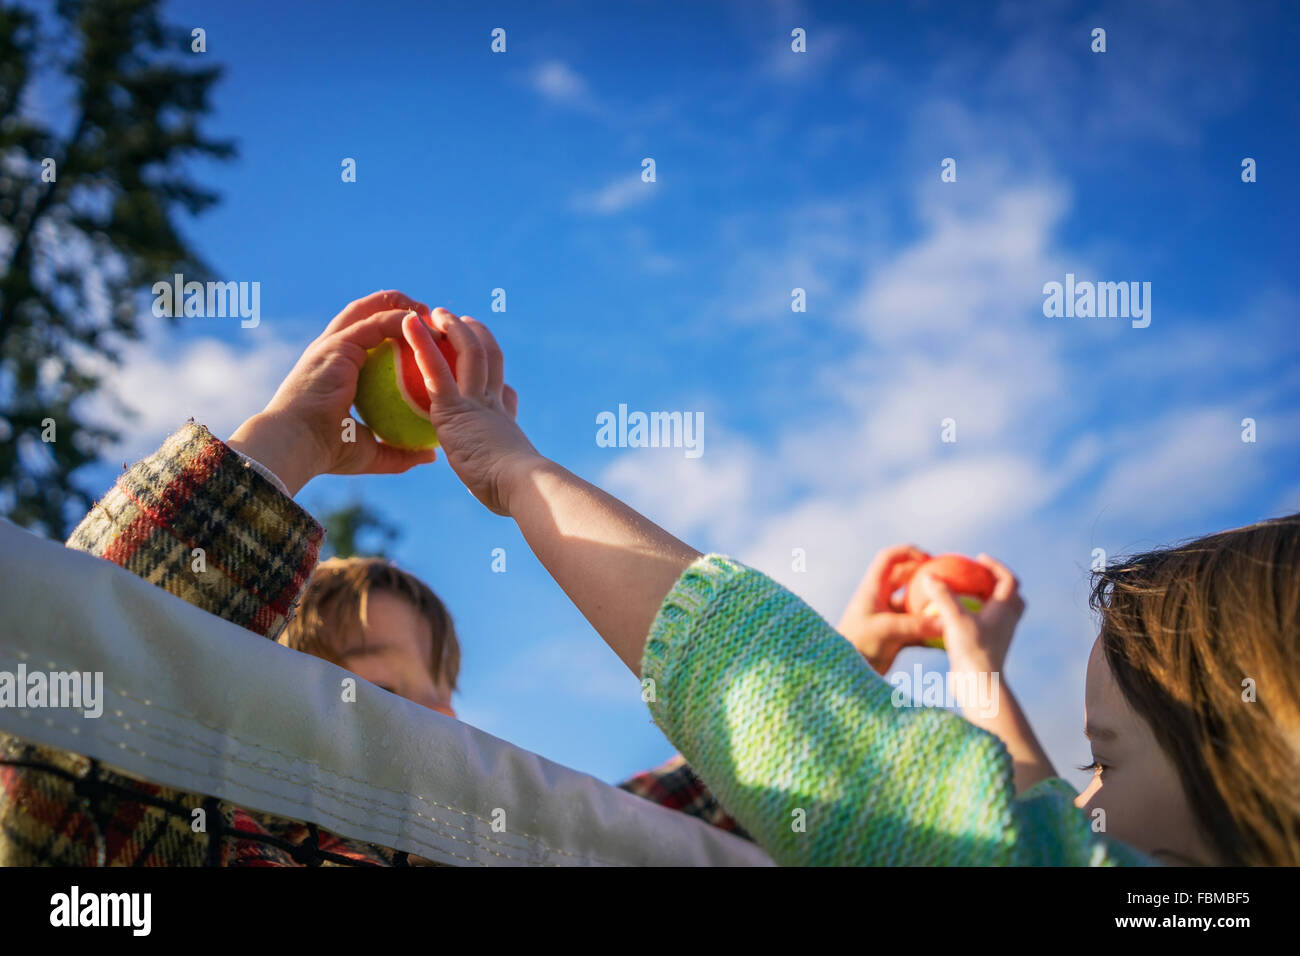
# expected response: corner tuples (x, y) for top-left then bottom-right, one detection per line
(886, 551), (928, 584)
(503, 384), (519, 420)
(404, 312), (457, 400)
(334, 308), (416, 351)
(977, 553), (1024, 606)
(460, 316), (504, 395)
(338, 422), (437, 474)
(364, 436), (438, 474)
(884, 550), (929, 609)
(918, 573), (971, 632)
(863, 544), (928, 613)
(430, 308), (489, 396)
(844, 613), (942, 672)
(977, 556), (1024, 616)
(873, 544), (929, 571)
(324, 290), (428, 337)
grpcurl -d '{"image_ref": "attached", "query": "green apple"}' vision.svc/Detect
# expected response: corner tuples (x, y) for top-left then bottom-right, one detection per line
(353, 339), (440, 450)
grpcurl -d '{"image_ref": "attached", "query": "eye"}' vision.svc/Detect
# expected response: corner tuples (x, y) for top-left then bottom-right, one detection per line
(1077, 760), (1107, 775)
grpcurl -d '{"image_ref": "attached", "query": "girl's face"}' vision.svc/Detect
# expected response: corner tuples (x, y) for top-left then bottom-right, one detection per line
(1073, 637), (1216, 865)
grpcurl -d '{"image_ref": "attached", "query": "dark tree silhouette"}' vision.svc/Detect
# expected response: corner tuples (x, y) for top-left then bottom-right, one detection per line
(0, 0), (234, 536)
(319, 501), (401, 559)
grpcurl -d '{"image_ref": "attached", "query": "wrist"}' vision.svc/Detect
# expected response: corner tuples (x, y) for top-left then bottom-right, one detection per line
(947, 649), (1001, 674)
(227, 412), (322, 498)
(949, 656), (1008, 711)
(947, 654), (1004, 712)
(495, 452), (558, 516)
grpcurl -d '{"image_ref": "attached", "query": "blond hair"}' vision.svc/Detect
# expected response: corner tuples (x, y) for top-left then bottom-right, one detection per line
(280, 557), (459, 690)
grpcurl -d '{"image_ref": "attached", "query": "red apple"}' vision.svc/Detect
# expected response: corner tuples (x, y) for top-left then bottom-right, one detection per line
(353, 314), (460, 450)
(904, 554), (997, 647)
(395, 317), (458, 415)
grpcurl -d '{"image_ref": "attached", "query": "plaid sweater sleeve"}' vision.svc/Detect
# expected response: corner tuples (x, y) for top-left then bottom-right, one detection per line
(65, 422), (320, 638)
(641, 555), (1155, 866)
(616, 754), (752, 841)
(0, 423), (435, 866)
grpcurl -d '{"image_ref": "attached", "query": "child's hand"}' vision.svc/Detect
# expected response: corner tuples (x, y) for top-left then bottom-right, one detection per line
(915, 554), (1025, 674)
(227, 291), (440, 495)
(918, 556), (1056, 793)
(402, 308), (543, 516)
(837, 544), (945, 673)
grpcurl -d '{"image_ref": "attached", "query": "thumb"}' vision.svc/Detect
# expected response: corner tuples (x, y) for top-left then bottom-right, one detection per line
(918, 573), (971, 634)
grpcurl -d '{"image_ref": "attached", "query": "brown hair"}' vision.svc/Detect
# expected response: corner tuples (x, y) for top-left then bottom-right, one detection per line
(1089, 513), (1300, 865)
(280, 557), (459, 690)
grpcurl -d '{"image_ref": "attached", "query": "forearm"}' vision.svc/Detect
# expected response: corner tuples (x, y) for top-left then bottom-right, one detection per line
(505, 458), (700, 674)
(953, 673), (1057, 794)
(227, 411), (324, 498)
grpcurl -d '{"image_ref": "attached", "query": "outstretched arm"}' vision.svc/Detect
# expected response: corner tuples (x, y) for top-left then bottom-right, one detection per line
(407, 311), (1150, 865)
(403, 308), (697, 674)
(912, 559), (1058, 794)
(7, 291), (443, 869)
(502, 460), (699, 673)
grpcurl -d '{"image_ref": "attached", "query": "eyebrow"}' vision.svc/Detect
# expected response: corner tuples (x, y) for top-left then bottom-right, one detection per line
(1084, 723), (1118, 742)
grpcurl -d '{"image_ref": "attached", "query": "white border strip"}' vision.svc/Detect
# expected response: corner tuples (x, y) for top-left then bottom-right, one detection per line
(0, 518), (772, 866)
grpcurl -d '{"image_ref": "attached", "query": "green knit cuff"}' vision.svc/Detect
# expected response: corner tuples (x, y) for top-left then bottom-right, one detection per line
(1021, 776), (1079, 803)
(1013, 775), (1158, 866)
(641, 554), (749, 738)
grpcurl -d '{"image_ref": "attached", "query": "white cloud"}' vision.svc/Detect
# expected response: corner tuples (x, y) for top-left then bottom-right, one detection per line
(852, 185), (1073, 342)
(80, 330), (300, 460)
(570, 175), (656, 216)
(493, 631), (643, 709)
(602, 175), (1078, 615)
(1089, 408), (1269, 526)
(983, 0), (1253, 150)
(762, 25), (849, 80)
(744, 0), (851, 81)
(622, 226), (679, 274)
(703, 198), (883, 325)
(596, 154), (1290, 784)
(601, 437), (761, 549)
(742, 455), (1062, 619)
(552, 0), (1288, 798)
(532, 60), (591, 106)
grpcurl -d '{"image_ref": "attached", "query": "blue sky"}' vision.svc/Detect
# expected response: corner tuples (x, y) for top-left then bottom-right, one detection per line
(33, 0), (1300, 788)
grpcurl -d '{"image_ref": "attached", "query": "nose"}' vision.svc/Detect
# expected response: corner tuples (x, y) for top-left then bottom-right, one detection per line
(1074, 775), (1101, 810)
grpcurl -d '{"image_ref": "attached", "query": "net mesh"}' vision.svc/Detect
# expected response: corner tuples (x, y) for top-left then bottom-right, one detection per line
(0, 735), (435, 867)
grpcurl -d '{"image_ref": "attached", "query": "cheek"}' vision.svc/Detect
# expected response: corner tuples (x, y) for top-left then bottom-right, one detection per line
(1078, 772), (1156, 850)
(342, 658), (377, 683)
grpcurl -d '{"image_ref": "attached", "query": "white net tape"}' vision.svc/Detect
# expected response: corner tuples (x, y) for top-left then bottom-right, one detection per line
(0, 518), (773, 866)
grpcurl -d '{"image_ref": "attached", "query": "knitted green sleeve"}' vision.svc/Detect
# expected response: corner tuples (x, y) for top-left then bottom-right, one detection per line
(642, 555), (1154, 866)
